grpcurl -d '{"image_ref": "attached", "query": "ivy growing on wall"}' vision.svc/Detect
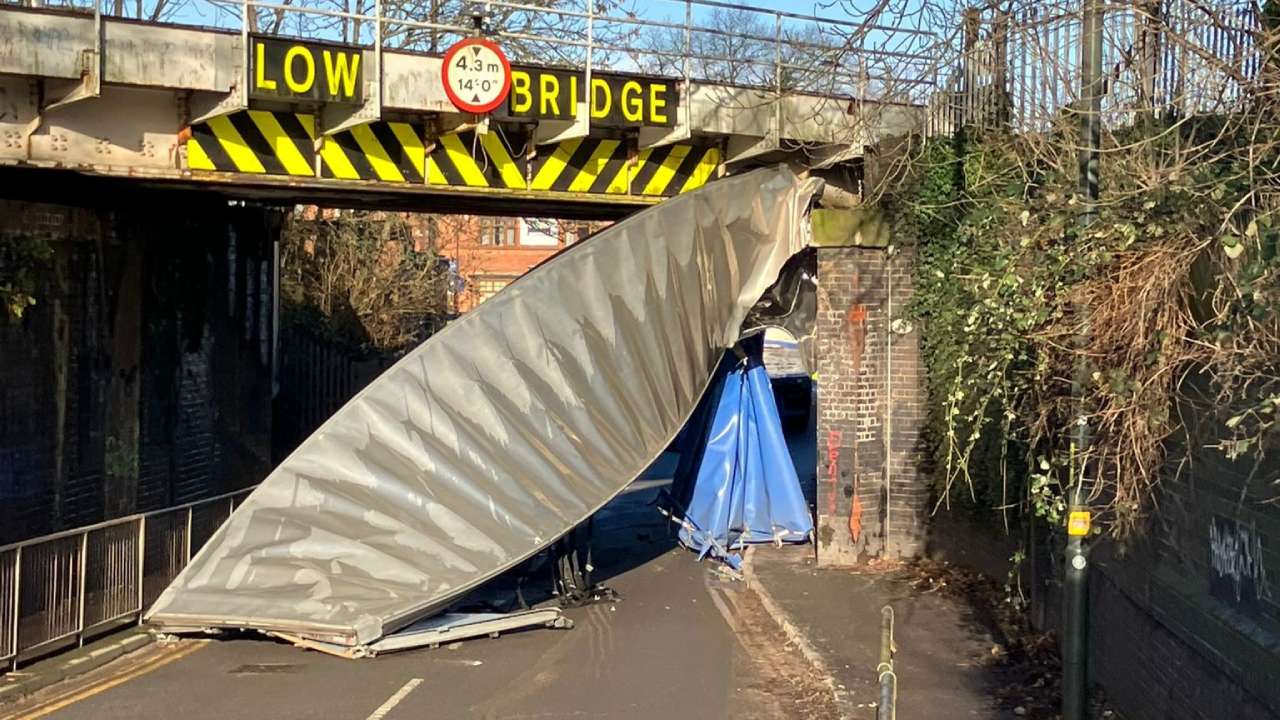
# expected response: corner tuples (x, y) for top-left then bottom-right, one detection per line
(888, 120), (1280, 539)
(0, 238), (54, 320)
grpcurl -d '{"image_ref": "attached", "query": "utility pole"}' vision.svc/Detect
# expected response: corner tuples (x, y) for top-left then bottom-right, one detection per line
(1063, 0), (1103, 718)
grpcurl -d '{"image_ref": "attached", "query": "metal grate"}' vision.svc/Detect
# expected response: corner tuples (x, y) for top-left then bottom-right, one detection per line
(141, 510), (190, 612)
(16, 535), (83, 659)
(228, 663), (302, 675)
(83, 520), (143, 631)
(189, 499), (234, 559)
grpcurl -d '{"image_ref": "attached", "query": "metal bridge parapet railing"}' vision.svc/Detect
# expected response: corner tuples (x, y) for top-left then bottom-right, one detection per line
(0, 487), (253, 672)
(1, 0), (941, 110)
(927, 0), (1264, 138)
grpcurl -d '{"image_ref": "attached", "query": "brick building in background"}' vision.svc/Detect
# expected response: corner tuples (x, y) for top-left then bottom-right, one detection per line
(293, 209), (608, 315)
(421, 215), (608, 313)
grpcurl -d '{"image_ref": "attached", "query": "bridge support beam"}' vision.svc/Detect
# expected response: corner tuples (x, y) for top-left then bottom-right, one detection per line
(812, 208), (928, 564)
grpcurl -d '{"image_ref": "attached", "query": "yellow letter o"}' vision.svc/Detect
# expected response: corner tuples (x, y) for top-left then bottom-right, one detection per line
(284, 46), (315, 93)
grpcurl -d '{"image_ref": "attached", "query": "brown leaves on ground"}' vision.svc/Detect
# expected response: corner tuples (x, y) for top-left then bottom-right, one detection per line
(900, 559), (1119, 720)
(721, 579), (841, 720)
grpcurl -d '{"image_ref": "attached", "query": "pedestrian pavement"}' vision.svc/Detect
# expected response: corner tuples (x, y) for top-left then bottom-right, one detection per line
(747, 543), (1020, 719)
(0, 629), (153, 708)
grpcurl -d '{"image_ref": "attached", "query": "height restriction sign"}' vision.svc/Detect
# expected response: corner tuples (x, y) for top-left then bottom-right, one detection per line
(441, 38), (512, 114)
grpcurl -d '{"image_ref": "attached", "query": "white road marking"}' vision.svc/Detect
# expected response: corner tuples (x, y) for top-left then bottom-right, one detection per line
(705, 582), (740, 633)
(363, 678), (423, 720)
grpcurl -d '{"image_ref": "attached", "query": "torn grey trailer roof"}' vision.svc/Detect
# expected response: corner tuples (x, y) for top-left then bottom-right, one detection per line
(145, 166), (822, 646)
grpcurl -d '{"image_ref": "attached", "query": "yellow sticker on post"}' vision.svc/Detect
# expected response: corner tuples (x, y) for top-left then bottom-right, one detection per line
(1067, 510), (1091, 536)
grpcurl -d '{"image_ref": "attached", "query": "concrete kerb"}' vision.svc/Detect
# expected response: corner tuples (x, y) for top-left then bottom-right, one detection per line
(0, 628), (154, 707)
(741, 546), (854, 719)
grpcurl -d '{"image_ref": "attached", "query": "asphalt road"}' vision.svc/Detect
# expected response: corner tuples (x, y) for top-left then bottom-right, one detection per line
(5, 482), (829, 720)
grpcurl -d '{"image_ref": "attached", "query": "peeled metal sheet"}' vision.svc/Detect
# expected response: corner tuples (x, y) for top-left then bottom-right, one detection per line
(745, 249), (817, 374)
(271, 609), (571, 659)
(145, 166), (821, 646)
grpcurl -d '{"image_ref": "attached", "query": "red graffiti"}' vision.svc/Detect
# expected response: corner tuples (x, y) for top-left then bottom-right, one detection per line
(825, 430), (842, 517)
(846, 303), (867, 373)
(826, 429), (863, 542)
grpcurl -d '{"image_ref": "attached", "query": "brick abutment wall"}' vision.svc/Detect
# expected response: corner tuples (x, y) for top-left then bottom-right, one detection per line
(814, 245), (928, 563)
(808, 207), (1280, 717)
(1085, 386), (1280, 720)
(0, 198), (276, 544)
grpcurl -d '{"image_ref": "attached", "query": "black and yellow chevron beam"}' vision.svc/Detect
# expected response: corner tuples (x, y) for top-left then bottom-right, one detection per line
(529, 137), (631, 195)
(186, 113), (722, 197)
(426, 130), (527, 190)
(187, 110), (315, 176)
(528, 140), (721, 197)
(631, 144), (722, 196)
(320, 122), (425, 183)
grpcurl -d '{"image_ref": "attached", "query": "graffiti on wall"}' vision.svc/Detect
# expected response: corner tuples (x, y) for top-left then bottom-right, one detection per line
(825, 429), (841, 518)
(1208, 515), (1272, 613)
(823, 428), (864, 543)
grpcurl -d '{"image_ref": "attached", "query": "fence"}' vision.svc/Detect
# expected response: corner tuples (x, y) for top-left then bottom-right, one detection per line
(0, 0), (940, 107)
(274, 327), (397, 456)
(0, 487), (254, 671)
(931, 0), (1264, 136)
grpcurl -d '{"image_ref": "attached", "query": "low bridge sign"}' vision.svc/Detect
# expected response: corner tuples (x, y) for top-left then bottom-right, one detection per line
(251, 35), (364, 104)
(507, 68), (677, 127)
(442, 38), (512, 114)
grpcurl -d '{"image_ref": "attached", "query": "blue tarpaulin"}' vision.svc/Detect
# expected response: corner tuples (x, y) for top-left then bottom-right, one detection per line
(674, 344), (813, 569)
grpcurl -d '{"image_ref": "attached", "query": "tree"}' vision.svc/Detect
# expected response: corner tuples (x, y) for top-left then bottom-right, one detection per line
(92, 0), (637, 61)
(378, 0), (637, 65)
(279, 210), (449, 352)
(634, 7), (847, 93)
(887, 0), (1280, 540)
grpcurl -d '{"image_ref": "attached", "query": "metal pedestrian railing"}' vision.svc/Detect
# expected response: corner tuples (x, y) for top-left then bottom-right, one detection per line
(877, 604), (897, 720)
(0, 487), (254, 671)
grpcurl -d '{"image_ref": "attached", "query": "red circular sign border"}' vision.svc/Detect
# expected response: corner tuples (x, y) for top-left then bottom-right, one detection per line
(441, 38), (513, 115)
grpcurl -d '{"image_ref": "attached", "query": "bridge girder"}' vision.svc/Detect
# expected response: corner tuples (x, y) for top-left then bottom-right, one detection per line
(0, 6), (919, 213)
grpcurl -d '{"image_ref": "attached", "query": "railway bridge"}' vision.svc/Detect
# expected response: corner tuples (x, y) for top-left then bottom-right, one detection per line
(0, 0), (934, 699)
(0, 0), (933, 214)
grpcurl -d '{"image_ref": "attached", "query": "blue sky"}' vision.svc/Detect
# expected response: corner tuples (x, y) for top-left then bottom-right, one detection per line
(158, 0), (940, 69)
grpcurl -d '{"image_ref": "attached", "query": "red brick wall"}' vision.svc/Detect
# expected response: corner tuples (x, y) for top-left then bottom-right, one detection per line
(814, 245), (927, 563)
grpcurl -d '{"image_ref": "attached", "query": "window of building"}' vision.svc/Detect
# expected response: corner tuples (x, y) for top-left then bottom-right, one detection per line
(561, 221), (593, 245)
(519, 219), (560, 247)
(478, 217), (519, 246)
(474, 277), (512, 303)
